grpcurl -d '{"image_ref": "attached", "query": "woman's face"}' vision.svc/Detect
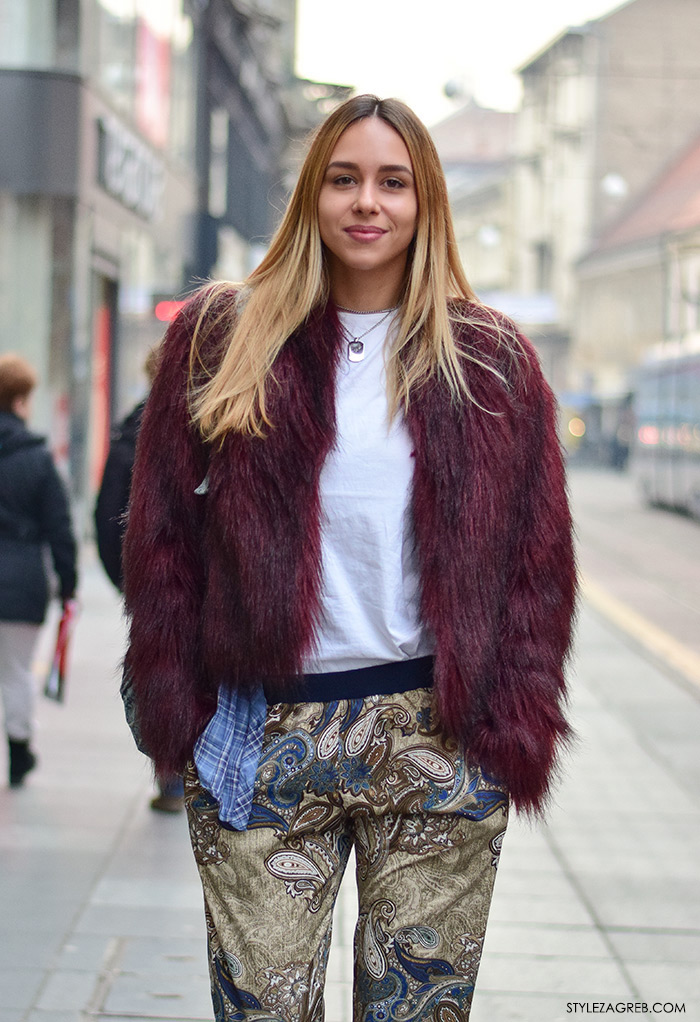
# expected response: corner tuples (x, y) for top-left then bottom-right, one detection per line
(317, 117), (418, 293)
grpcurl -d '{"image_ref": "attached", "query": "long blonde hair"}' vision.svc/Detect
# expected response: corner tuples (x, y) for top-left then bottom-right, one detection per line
(190, 95), (514, 441)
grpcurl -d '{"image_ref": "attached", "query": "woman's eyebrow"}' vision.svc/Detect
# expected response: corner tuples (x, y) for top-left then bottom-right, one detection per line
(326, 160), (414, 176)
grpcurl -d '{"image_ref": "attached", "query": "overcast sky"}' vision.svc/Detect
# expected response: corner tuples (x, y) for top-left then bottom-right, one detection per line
(295, 0), (627, 125)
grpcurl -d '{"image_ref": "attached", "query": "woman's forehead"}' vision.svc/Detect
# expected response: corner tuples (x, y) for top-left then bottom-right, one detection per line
(327, 117), (412, 167)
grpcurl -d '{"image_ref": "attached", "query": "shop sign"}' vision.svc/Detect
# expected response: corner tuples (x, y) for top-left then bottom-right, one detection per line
(96, 116), (165, 221)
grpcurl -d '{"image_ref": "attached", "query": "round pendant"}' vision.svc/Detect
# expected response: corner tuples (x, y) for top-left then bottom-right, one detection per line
(347, 339), (365, 363)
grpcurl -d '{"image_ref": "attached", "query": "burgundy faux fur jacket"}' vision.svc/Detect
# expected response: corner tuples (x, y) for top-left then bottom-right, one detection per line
(123, 287), (577, 813)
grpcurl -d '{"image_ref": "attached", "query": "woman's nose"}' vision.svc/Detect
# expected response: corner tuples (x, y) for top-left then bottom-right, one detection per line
(352, 183), (380, 215)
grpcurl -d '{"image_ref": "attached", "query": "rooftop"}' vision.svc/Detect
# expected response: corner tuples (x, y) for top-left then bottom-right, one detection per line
(587, 132), (700, 257)
(430, 99), (515, 165)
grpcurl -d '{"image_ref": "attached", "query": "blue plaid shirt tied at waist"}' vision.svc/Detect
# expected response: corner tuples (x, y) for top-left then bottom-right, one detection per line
(193, 683), (267, 830)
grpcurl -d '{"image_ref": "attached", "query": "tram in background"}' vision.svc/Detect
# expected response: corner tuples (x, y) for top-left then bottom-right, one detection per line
(630, 335), (700, 520)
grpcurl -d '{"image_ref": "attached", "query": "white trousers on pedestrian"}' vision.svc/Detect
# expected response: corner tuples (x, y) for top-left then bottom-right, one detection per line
(0, 621), (41, 741)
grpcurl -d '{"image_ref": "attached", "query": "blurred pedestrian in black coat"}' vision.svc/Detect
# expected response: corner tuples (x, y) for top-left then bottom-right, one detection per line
(94, 399), (145, 590)
(0, 353), (77, 787)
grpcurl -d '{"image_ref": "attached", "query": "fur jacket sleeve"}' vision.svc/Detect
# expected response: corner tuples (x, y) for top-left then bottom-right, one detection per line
(122, 292), (215, 772)
(408, 317), (577, 812)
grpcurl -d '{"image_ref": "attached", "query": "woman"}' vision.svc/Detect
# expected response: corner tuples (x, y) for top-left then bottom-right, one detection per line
(123, 95), (576, 1022)
(0, 353), (77, 786)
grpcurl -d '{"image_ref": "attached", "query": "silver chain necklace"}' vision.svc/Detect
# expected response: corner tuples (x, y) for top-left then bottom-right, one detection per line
(339, 307), (396, 363)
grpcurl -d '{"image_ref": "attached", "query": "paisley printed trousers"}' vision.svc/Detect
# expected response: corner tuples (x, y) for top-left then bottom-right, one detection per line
(185, 687), (508, 1022)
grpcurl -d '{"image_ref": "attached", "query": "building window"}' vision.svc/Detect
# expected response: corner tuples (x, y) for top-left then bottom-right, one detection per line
(209, 109), (229, 219)
(91, 0), (194, 162)
(534, 240), (553, 292)
(0, 0), (56, 68)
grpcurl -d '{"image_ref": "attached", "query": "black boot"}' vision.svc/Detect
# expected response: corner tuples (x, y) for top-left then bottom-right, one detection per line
(8, 739), (37, 787)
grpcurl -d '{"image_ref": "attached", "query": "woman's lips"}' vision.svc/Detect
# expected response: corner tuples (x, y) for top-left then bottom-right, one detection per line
(343, 226), (387, 242)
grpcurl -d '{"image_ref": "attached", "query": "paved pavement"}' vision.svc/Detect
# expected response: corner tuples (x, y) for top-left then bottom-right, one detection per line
(1, 470), (700, 1022)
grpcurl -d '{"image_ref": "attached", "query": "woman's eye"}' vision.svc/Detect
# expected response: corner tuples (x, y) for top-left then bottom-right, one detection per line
(384, 178), (405, 189)
(333, 175), (355, 186)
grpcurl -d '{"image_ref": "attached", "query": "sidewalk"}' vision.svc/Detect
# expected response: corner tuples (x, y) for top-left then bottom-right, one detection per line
(470, 606), (700, 1021)
(1, 546), (699, 1022)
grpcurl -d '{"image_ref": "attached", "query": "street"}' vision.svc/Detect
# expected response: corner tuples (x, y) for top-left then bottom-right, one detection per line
(571, 466), (700, 669)
(1, 466), (699, 1022)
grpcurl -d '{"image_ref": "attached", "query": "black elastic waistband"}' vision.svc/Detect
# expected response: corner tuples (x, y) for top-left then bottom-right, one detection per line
(263, 656), (434, 704)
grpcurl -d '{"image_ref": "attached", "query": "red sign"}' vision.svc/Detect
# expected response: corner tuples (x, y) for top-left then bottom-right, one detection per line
(154, 299), (187, 322)
(136, 17), (171, 150)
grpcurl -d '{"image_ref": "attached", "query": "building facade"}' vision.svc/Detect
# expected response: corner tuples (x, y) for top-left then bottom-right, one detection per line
(0, 1), (200, 515)
(511, 0), (700, 398)
(573, 132), (700, 467)
(577, 133), (700, 385)
(0, 0), (335, 524)
(430, 100), (516, 298)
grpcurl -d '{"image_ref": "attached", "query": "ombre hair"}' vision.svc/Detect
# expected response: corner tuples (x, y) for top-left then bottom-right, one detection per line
(190, 94), (516, 440)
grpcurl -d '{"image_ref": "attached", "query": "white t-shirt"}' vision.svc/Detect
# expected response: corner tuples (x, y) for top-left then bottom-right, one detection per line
(303, 309), (434, 673)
